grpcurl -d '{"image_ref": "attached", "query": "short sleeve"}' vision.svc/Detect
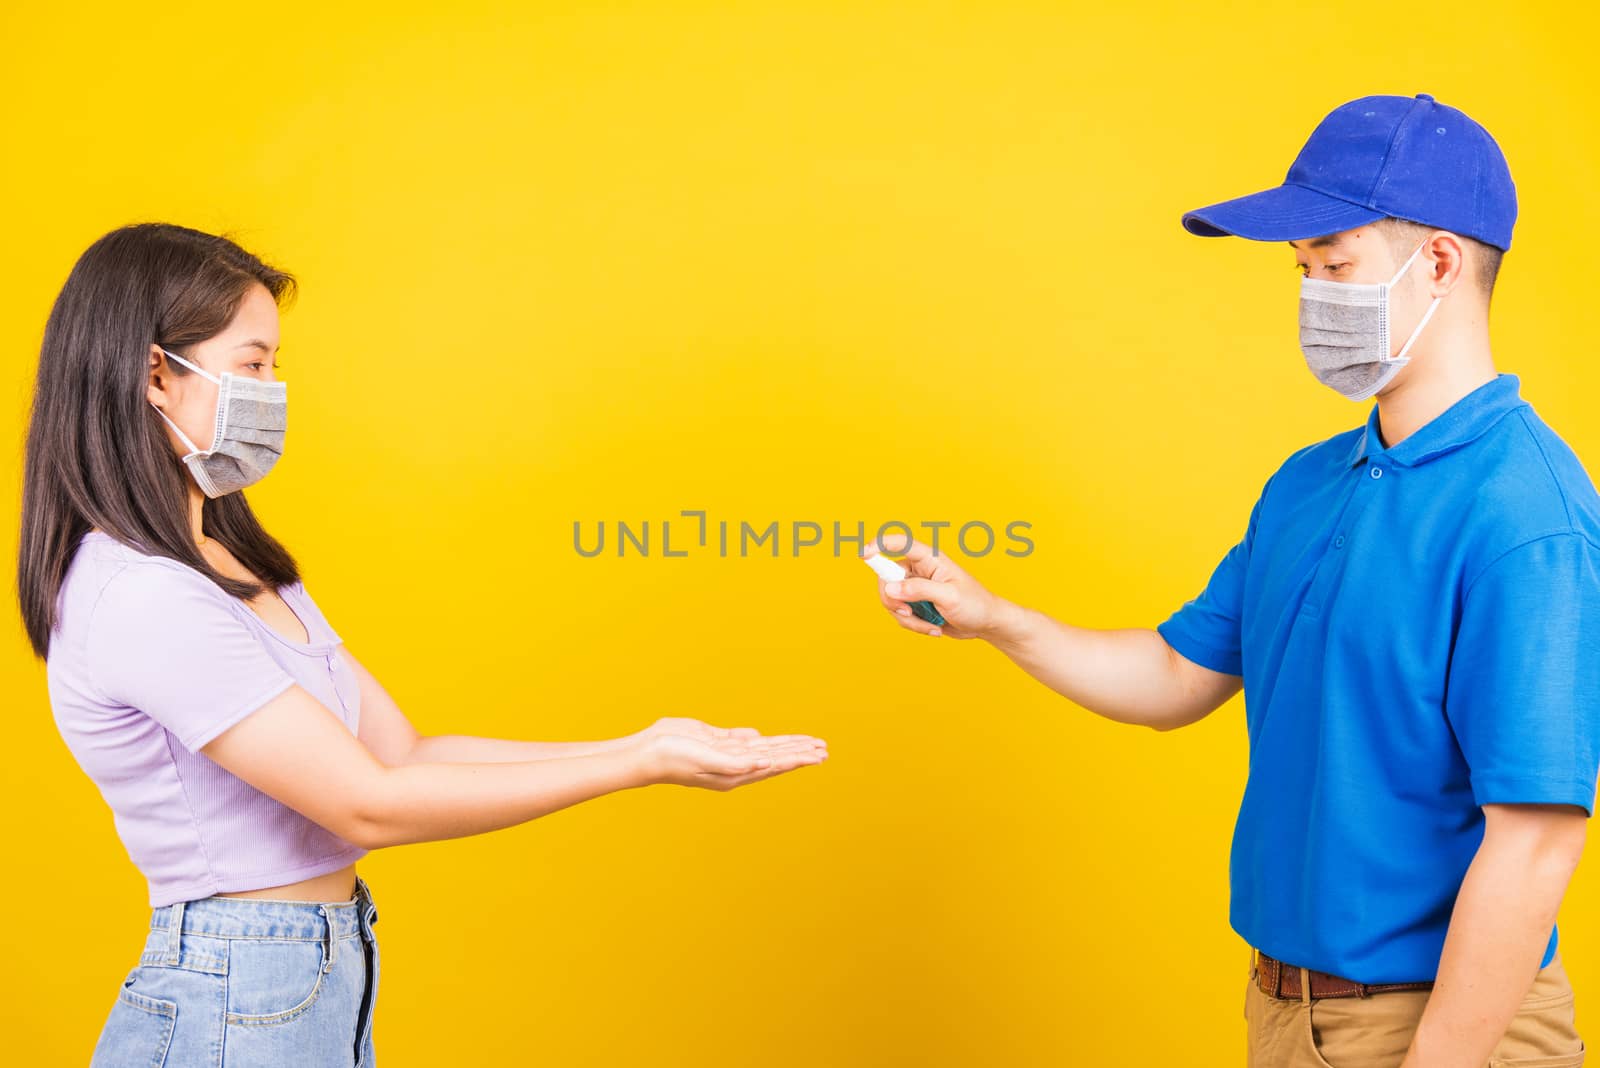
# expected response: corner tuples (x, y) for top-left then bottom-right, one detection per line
(1445, 532), (1600, 817)
(1156, 489), (1264, 677)
(87, 562), (298, 753)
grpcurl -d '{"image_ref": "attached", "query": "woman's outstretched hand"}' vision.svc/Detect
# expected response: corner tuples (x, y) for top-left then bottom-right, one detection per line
(630, 718), (827, 791)
(629, 715), (763, 746)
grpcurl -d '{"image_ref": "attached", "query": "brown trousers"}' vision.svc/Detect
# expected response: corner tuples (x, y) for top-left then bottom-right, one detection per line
(1244, 946), (1586, 1067)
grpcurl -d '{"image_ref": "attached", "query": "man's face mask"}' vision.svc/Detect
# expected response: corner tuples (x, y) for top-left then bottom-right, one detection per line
(1298, 239), (1444, 403)
(149, 347), (286, 498)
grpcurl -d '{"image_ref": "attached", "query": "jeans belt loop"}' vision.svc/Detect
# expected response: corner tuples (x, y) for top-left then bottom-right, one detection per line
(165, 900), (186, 966)
(320, 904), (337, 973)
(1300, 965), (1312, 1004)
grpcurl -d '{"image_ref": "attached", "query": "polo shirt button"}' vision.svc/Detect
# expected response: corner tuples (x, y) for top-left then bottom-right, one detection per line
(1334, 535), (1346, 548)
(1370, 466), (1384, 479)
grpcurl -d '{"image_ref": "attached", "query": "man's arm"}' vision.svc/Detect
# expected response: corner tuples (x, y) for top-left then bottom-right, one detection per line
(868, 538), (1243, 731)
(986, 602), (1243, 731)
(1401, 802), (1587, 1068)
(1412, 532), (1600, 1064)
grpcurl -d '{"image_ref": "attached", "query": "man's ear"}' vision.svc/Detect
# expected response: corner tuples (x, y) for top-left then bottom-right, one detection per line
(1422, 231), (1468, 298)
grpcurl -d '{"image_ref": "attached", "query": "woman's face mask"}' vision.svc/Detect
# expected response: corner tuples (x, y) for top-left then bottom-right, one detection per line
(1298, 239), (1444, 403)
(149, 347), (286, 498)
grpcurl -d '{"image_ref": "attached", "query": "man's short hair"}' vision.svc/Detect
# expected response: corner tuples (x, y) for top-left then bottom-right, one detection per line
(1372, 216), (1503, 305)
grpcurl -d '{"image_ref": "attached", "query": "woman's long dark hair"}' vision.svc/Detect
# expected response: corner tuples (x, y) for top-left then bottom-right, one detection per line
(17, 222), (303, 660)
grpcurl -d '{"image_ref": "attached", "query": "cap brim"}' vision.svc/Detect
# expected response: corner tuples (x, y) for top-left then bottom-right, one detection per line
(1182, 183), (1385, 242)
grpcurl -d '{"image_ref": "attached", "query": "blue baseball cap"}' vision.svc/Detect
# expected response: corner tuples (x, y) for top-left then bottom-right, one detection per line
(1182, 93), (1517, 251)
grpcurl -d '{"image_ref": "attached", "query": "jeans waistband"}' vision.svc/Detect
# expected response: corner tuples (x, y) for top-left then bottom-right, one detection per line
(149, 874), (376, 945)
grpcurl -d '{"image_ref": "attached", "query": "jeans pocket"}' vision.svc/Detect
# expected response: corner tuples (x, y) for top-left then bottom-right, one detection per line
(90, 967), (177, 1068)
(1491, 972), (1586, 1064)
(1487, 1042), (1586, 1068)
(1303, 1005), (1342, 1068)
(1306, 990), (1430, 1068)
(225, 937), (331, 1026)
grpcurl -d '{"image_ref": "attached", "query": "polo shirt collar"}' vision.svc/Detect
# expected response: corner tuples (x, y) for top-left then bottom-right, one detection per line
(1344, 372), (1526, 469)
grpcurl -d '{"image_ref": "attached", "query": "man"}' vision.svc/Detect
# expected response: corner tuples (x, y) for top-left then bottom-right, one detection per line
(870, 93), (1600, 1066)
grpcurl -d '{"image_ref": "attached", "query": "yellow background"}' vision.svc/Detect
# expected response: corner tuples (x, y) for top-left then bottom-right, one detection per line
(4, 2), (1598, 1064)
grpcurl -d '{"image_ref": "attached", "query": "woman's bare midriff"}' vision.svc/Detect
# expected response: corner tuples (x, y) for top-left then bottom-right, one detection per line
(212, 863), (358, 903)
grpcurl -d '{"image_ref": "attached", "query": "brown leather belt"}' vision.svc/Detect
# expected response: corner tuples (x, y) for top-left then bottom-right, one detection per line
(1253, 948), (1435, 1000)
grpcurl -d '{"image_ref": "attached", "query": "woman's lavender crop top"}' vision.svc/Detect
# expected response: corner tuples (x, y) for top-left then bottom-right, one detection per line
(46, 530), (367, 907)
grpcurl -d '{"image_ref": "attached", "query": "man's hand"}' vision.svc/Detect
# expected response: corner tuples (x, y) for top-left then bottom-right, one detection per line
(866, 533), (1014, 640)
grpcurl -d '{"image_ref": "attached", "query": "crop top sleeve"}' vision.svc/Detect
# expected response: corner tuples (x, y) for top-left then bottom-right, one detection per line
(86, 561), (299, 753)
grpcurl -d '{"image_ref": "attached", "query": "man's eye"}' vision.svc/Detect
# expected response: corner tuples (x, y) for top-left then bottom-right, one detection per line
(1325, 263), (1350, 273)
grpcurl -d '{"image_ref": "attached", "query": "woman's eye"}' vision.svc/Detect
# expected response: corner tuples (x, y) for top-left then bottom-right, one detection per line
(1325, 263), (1350, 273)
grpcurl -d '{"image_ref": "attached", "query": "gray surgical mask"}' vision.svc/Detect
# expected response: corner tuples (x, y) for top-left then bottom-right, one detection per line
(1298, 240), (1443, 402)
(150, 347), (286, 498)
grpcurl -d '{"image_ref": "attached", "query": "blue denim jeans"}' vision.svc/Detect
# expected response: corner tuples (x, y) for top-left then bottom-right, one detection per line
(90, 875), (380, 1067)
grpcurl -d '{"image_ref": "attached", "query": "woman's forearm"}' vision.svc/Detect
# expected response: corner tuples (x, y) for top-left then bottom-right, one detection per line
(402, 733), (632, 764)
(359, 746), (654, 848)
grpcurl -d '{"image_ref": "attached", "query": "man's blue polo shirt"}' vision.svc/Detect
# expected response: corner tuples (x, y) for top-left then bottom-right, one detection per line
(1158, 373), (1600, 984)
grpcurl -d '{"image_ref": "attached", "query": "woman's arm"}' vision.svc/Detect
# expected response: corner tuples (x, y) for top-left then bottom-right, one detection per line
(201, 682), (827, 849)
(402, 734), (630, 763)
(404, 717), (776, 765)
(343, 645), (640, 765)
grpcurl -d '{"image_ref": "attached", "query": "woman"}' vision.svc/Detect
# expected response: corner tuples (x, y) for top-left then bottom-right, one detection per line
(17, 222), (828, 1067)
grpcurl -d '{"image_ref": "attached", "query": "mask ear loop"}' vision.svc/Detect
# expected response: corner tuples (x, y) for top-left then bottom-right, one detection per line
(1392, 296), (1443, 363)
(1384, 239), (1444, 364)
(1386, 239), (1431, 288)
(150, 403), (204, 458)
(159, 347), (221, 385)
(151, 347), (224, 458)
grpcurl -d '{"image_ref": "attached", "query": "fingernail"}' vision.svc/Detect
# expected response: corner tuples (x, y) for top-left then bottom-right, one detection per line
(885, 582), (901, 597)
(929, 629), (941, 637)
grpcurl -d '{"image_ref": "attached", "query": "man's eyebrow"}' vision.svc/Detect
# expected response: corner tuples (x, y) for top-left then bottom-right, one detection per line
(1287, 235), (1341, 250)
(233, 339), (280, 354)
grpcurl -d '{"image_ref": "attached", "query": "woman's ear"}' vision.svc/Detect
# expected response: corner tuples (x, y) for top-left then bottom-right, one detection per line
(147, 343), (171, 409)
